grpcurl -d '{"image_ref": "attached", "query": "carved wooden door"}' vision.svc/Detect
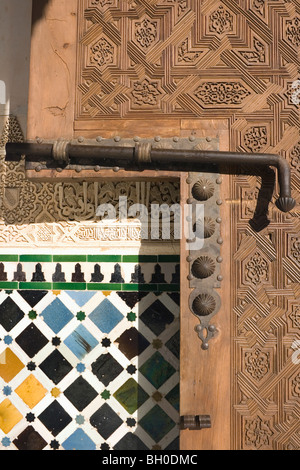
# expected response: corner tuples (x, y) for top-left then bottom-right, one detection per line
(26, 0), (299, 450)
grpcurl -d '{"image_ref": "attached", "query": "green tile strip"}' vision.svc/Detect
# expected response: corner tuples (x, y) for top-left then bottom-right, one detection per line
(0, 254), (180, 263)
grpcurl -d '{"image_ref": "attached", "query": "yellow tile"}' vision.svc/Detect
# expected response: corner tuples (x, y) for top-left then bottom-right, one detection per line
(0, 399), (23, 434)
(102, 291), (112, 297)
(51, 387), (61, 398)
(0, 349), (24, 383)
(15, 375), (47, 409)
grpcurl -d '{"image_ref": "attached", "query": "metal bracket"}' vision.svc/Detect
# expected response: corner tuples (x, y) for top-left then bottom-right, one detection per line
(180, 415), (211, 430)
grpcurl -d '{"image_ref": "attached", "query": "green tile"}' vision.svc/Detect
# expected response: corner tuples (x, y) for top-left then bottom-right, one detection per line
(158, 284), (180, 292)
(87, 255), (122, 263)
(87, 283), (122, 291)
(158, 255), (180, 263)
(53, 282), (86, 291)
(53, 255), (87, 262)
(122, 284), (158, 292)
(0, 282), (19, 289)
(19, 282), (52, 290)
(19, 255), (53, 262)
(113, 378), (149, 415)
(139, 405), (175, 443)
(122, 255), (157, 263)
(0, 255), (19, 262)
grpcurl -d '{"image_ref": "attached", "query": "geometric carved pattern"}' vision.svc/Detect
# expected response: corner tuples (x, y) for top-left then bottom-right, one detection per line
(76, 0), (300, 450)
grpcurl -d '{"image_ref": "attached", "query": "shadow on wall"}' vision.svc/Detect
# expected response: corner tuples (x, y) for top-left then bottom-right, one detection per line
(32, 0), (52, 29)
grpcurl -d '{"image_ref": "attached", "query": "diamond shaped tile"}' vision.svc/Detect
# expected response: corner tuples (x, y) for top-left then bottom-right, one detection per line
(39, 349), (73, 385)
(41, 298), (74, 334)
(113, 378), (149, 414)
(139, 405), (176, 443)
(165, 384), (179, 411)
(91, 353), (123, 386)
(65, 291), (97, 307)
(0, 297), (25, 332)
(114, 432), (148, 450)
(89, 298), (124, 333)
(0, 399), (23, 434)
(115, 327), (150, 360)
(90, 403), (123, 439)
(38, 400), (72, 436)
(140, 352), (176, 388)
(140, 300), (174, 336)
(13, 426), (47, 450)
(15, 375), (47, 409)
(0, 349), (24, 383)
(64, 324), (98, 360)
(18, 290), (48, 308)
(15, 323), (48, 358)
(165, 331), (180, 359)
(64, 376), (98, 411)
(62, 429), (96, 450)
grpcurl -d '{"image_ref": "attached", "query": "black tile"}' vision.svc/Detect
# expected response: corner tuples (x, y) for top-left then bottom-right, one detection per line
(165, 331), (180, 359)
(115, 327), (150, 360)
(91, 353), (123, 386)
(171, 264), (180, 284)
(72, 263), (85, 282)
(114, 432), (148, 451)
(39, 349), (73, 385)
(165, 437), (179, 451)
(18, 290), (48, 307)
(31, 263), (46, 282)
(0, 263), (7, 281)
(13, 264), (26, 282)
(150, 264), (166, 284)
(0, 297), (25, 332)
(167, 292), (180, 306)
(13, 426), (47, 450)
(110, 264), (124, 283)
(90, 403), (123, 439)
(64, 376), (98, 412)
(117, 292), (149, 309)
(15, 323), (48, 358)
(140, 300), (174, 336)
(52, 264), (66, 283)
(131, 265), (145, 283)
(91, 264), (104, 283)
(38, 401), (72, 437)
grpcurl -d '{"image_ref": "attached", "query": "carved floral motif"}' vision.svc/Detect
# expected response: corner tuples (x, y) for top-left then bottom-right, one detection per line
(245, 252), (269, 286)
(177, 38), (202, 63)
(209, 6), (233, 35)
(290, 142), (300, 173)
(244, 348), (270, 381)
(290, 236), (300, 264)
(90, 37), (114, 69)
(292, 374), (300, 397)
(290, 306), (300, 329)
(286, 17), (300, 47)
(195, 82), (250, 106)
(243, 126), (268, 152)
(134, 18), (157, 49)
(131, 78), (161, 106)
(251, 0), (265, 17)
(244, 417), (274, 449)
(240, 37), (266, 63)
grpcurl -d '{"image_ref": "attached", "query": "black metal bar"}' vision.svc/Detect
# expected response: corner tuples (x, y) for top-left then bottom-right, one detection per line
(5, 141), (296, 212)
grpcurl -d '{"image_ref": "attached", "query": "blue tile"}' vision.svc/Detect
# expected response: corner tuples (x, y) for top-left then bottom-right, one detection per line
(89, 298), (123, 334)
(62, 429), (96, 451)
(64, 324), (98, 360)
(40, 298), (74, 334)
(65, 291), (97, 307)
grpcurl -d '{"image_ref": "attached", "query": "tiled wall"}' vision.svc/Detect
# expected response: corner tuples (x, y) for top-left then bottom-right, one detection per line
(0, 257), (180, 450)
